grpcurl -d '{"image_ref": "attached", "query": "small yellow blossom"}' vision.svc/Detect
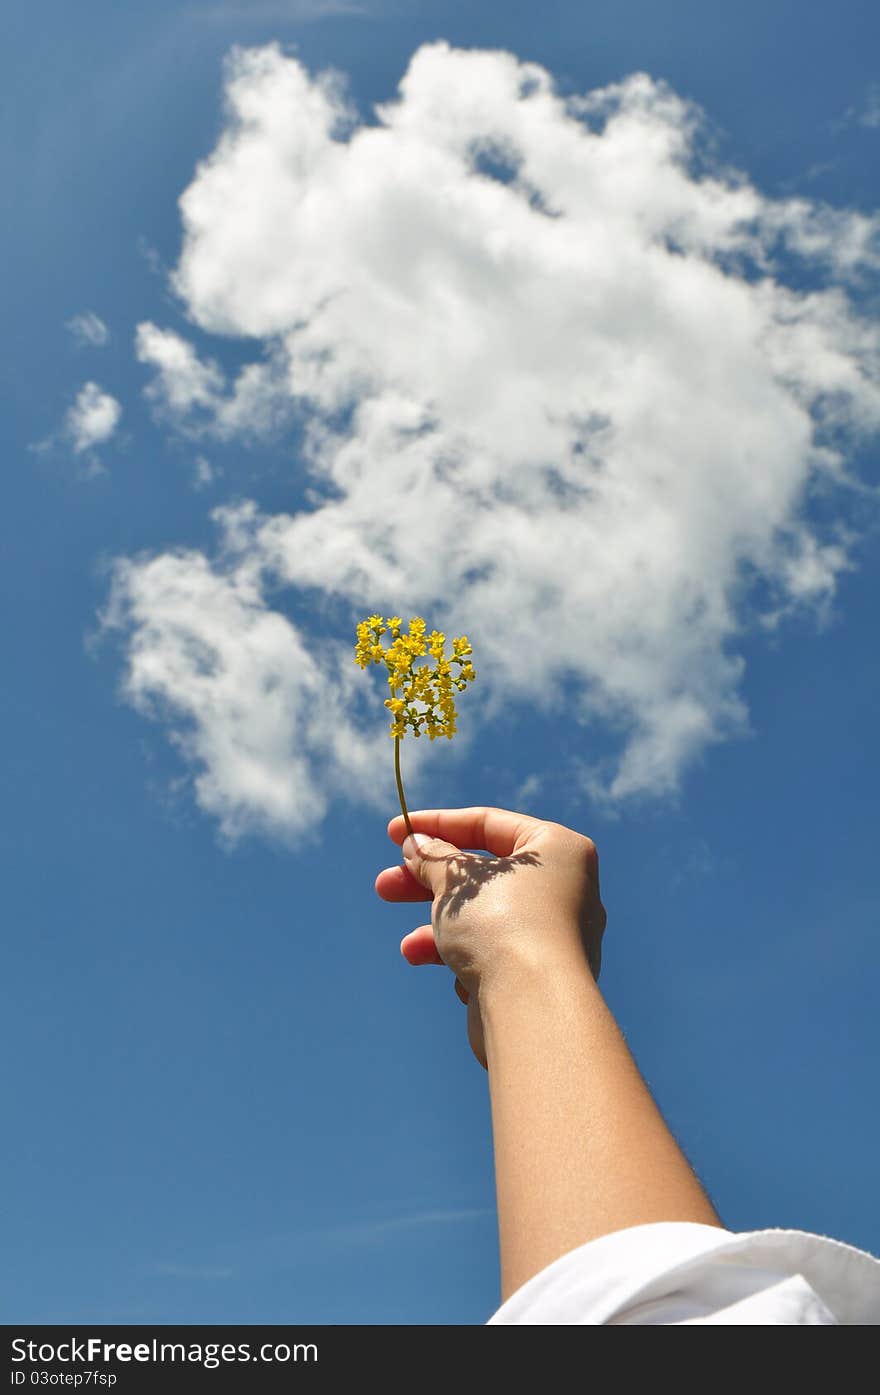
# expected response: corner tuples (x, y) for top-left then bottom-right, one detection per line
(355, 614), (476, 741)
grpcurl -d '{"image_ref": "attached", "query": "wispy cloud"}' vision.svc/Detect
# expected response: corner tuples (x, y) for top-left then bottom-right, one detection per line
(835, 83), (880, 133)
(184, 0), (366, 25)
(145, 1206), (492, 1282)
(109, 43), (880, 839)
(668, 837), (718, 891)
(514, 774), (542, 807)
(153, 1263), (235, 1280)
(317, 1206), (494, 1251)
(66, 311), (110, 348)
(858, 84), (880, 129)
(193, 454), (220, 490)
(135, 322), (292, 442)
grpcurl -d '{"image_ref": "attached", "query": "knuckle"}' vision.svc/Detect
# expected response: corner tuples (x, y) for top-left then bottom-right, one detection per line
(545, 822), (598, 863)
(565, 831), (599, 867)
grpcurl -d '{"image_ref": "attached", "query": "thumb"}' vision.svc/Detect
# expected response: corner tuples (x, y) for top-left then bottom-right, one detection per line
(402, 831), (458, 895)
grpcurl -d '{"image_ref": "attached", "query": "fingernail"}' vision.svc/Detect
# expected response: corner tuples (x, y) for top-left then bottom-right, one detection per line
(402, 832), (432, 862)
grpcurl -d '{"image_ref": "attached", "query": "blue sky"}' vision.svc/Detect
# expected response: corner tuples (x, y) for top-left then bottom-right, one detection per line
(2, 0), (879, 1323)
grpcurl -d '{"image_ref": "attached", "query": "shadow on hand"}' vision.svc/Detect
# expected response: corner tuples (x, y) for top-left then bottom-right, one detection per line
(427, 848), (542, 920)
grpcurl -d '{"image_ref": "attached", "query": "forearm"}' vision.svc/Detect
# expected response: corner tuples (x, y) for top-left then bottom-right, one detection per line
(481, 945), (721, 1301)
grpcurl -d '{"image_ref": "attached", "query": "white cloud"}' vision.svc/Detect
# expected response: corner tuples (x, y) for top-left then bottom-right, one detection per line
(66, 381), (122, 454)
(135, 321), (291, 441)
(66, 311), (110, 347)
(135, 322), (223, 415)
(103, 547), (384, 843)
(111, 43), (880, 835)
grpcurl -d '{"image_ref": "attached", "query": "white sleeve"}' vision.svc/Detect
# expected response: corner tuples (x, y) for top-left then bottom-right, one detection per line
(487, 1222), (880, 1325)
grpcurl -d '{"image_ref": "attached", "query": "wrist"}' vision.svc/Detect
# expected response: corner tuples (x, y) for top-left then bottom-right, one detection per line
(477, 934), (598, 1027)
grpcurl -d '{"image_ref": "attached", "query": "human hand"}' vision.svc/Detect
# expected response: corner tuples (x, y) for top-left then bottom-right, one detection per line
(375, 807), (606, 1067)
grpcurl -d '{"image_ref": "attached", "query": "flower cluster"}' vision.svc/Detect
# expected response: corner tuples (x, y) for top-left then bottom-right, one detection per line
(355, 615), (476, 740)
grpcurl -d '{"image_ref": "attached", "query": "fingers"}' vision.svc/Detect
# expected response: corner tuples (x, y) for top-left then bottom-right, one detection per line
(375, 863), (433, 903)
(379, 807), (546, 902)
(387, 806), (543, 857)
(400, 924), (444, 966)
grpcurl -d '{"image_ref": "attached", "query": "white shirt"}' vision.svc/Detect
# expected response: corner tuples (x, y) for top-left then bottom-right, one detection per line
(488, 1223), (880, 1324)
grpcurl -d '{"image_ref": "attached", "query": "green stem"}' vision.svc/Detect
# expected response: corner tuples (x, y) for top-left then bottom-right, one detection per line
(394, 734), (415, 842)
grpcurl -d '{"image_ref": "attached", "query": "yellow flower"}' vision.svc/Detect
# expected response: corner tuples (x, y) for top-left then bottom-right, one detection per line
(356, 614), (476, 832)
(354, 614), (476, 741)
